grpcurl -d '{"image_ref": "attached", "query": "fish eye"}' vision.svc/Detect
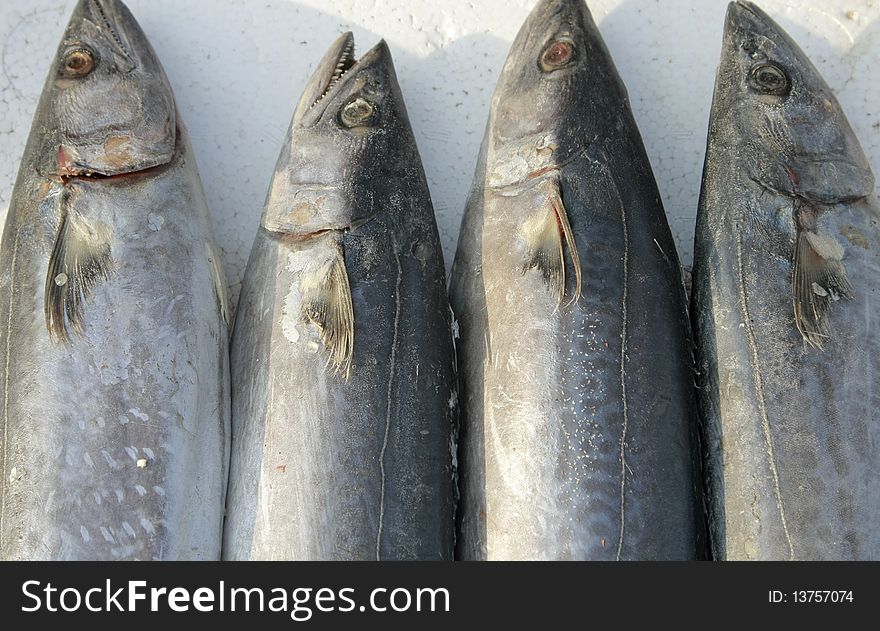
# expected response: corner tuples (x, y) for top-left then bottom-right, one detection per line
(340, 97), (377, 128)
(540, 38), (575, 72)
(61, 47), (96, 77)
(749, 62), (790, 96)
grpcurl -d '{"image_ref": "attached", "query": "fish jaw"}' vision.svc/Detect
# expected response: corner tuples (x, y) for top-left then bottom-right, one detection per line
(293, 31), (356, 126)
(36, 0), (176, 179)
(711, 1), (874, 206)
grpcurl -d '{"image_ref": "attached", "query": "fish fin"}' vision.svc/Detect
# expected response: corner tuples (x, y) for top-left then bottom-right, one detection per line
(45, 210), (113, 342)
(301, 243), (354, 378)
(792, 229), (853, 349)
(522, 196), (565, 304)
(521, 177), (582, 306)
(205, 241), (230, 327)
(549, 178), (582, 306)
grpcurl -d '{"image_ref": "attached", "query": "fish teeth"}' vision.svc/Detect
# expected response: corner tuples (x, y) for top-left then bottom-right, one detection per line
(311, 40), (356, 109)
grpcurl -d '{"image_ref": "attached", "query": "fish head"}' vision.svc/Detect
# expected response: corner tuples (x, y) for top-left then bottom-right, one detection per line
(487, 0), (624, 189)
(716, 1), (874, 204)
(40, 0), (176, 178)
(264, 34), (414, 235)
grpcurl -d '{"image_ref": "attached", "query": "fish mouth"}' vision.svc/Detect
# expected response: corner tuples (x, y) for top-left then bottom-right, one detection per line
(54, 142), (174, 182)
(293, 32), (357, 125)
(311, 34), (357, 109)
(295, 35), (389, 125)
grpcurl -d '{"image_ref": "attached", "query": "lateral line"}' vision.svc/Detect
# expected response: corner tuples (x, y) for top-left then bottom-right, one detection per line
(376, 238), (402, 560)
(735, 230), (794, 559)
(615, 201), (630, 561)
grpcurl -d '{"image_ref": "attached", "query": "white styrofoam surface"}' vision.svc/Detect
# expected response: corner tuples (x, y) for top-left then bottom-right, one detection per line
(1, 0), (879, 308)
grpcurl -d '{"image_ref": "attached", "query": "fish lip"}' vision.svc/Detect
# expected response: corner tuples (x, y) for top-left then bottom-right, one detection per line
(53, 159), (171, 183)
(298, 39), (390, 126)
(51, 137), (176, 180)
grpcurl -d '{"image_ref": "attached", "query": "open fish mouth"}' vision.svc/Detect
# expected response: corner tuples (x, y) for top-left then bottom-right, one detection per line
(311, 35), (357, 109)
(296, 33), (391, 126)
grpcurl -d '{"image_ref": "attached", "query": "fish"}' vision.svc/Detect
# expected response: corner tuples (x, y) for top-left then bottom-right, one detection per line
(450, 0), (705, 560)
(692, 1), (880, 560)
(0, 0), (230, 560)
(222, 34), (458, 560)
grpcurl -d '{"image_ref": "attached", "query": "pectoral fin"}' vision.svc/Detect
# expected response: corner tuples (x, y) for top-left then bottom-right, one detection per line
(301, 242), (354, 378)
(45, 208), (113, 342)
(205, 241), (230, 327)
(521, 176), (582, 306)
(792, 229), (853, 348)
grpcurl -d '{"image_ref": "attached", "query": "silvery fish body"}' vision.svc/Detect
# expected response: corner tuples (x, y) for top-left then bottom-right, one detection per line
(450, 0), (704, 560)
(0, 0), (230, 560)
(223, 35), (457, 560)
(692, 1), (880, 560)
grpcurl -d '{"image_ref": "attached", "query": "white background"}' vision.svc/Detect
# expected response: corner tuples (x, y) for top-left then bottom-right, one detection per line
(2, 0), (878, 308)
